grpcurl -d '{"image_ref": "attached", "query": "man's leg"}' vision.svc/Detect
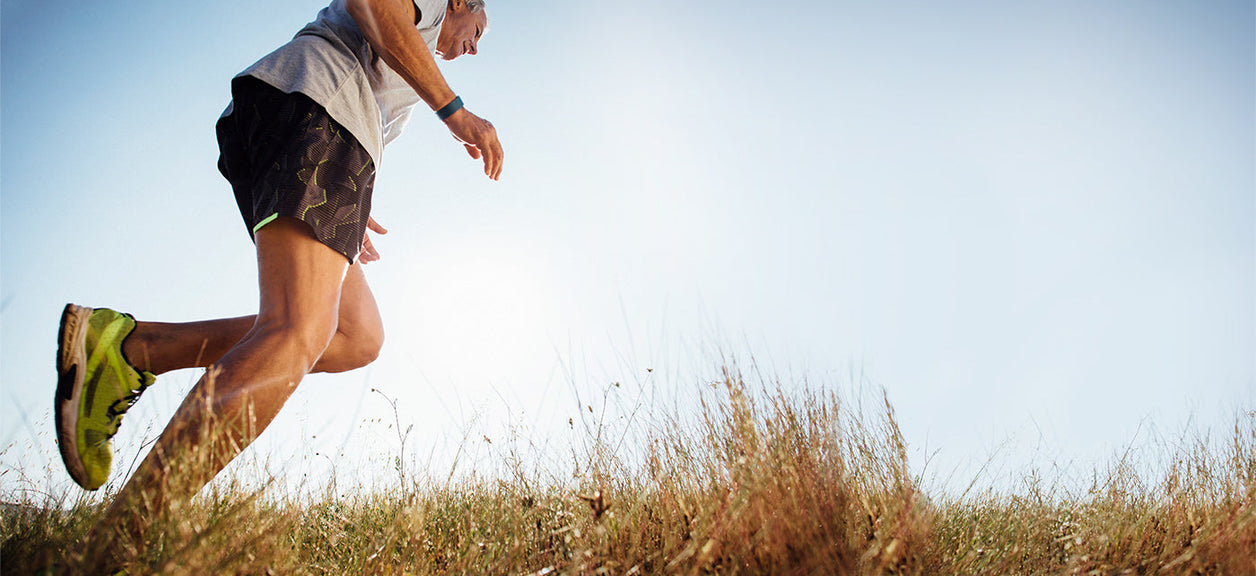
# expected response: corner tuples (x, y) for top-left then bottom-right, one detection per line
(121, 261), (383, 376)
(319, 261), (385, 373)
(91, 217), (351, 552)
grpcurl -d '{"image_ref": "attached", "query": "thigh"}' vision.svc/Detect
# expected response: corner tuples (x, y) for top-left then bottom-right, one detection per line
(254, 217), (350, 339)
(336, 261), (383, 340)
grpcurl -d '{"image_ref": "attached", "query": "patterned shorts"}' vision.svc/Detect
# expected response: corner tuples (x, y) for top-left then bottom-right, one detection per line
(216, 76), (376, 263)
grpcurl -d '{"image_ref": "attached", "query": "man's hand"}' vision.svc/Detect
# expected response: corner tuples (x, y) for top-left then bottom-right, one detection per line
(359, 217), (389, 264)
(444, 107), (503, 180)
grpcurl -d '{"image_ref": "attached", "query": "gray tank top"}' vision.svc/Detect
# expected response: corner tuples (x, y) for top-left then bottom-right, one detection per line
(224, 0), (446, 166)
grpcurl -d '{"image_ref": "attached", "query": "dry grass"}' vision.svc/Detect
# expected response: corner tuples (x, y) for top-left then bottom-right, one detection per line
(2, 365), (1253, 575)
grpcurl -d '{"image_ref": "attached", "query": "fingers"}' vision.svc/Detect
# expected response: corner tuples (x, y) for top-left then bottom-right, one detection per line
(367, 217), (388, 235)
(360, 234), (380, 263)
(474, 118), (502, 180)
(360, 219), (385, 264)
(482, 130), (503, 181)
(444, 109), (503, 181)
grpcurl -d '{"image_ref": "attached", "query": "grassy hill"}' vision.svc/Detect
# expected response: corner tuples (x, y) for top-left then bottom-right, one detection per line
(3, 366), (1252, 575)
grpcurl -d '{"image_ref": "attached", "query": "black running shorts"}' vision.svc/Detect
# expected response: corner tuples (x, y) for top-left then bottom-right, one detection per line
(216, 76), (376, 263)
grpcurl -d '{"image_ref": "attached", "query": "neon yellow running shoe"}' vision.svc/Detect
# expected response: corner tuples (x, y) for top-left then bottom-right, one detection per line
(55, 304), (156, 490)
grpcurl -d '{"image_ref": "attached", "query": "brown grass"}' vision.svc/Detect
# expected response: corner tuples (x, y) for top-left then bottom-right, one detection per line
(2, 365), (1253, 575)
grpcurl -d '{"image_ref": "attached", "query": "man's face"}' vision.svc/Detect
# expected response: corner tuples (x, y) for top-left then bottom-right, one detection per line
(436, 1), (487, 61)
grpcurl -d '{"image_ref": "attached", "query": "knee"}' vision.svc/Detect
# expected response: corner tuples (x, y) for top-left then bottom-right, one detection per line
(318, 323), (383, 373)
(257, 318), (338, 374)
(345, 325), (384, 369)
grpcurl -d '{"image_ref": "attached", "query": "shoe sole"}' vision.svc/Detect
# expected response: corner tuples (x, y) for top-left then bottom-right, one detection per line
(55, 303), (93, 489)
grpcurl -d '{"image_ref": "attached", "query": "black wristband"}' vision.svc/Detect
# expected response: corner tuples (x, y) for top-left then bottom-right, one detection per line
(436, 96), (464, 121)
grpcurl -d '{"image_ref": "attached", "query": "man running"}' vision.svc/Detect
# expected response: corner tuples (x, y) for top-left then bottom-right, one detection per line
(53, 0), (502, 552)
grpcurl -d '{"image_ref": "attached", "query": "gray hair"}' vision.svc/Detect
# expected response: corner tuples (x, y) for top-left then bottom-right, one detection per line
(466, 0), (486, 13)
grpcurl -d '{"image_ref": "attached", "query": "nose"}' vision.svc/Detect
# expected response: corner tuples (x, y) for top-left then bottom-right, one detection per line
(467, 38), (477, 55)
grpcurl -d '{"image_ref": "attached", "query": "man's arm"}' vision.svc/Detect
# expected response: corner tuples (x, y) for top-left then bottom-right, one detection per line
(346, 0), (503, 180)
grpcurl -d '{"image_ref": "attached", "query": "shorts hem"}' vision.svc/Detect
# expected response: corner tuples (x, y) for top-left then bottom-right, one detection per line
(252, 213), (280, 233)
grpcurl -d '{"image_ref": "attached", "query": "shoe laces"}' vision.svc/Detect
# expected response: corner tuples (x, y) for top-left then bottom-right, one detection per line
(104, 378), (153, 432)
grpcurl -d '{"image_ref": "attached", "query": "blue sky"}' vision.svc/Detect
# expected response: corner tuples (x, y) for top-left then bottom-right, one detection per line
(3, 0), (1253, 496)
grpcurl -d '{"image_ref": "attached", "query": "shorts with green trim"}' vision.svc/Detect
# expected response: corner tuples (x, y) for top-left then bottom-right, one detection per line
(216, 76), (376, 263)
